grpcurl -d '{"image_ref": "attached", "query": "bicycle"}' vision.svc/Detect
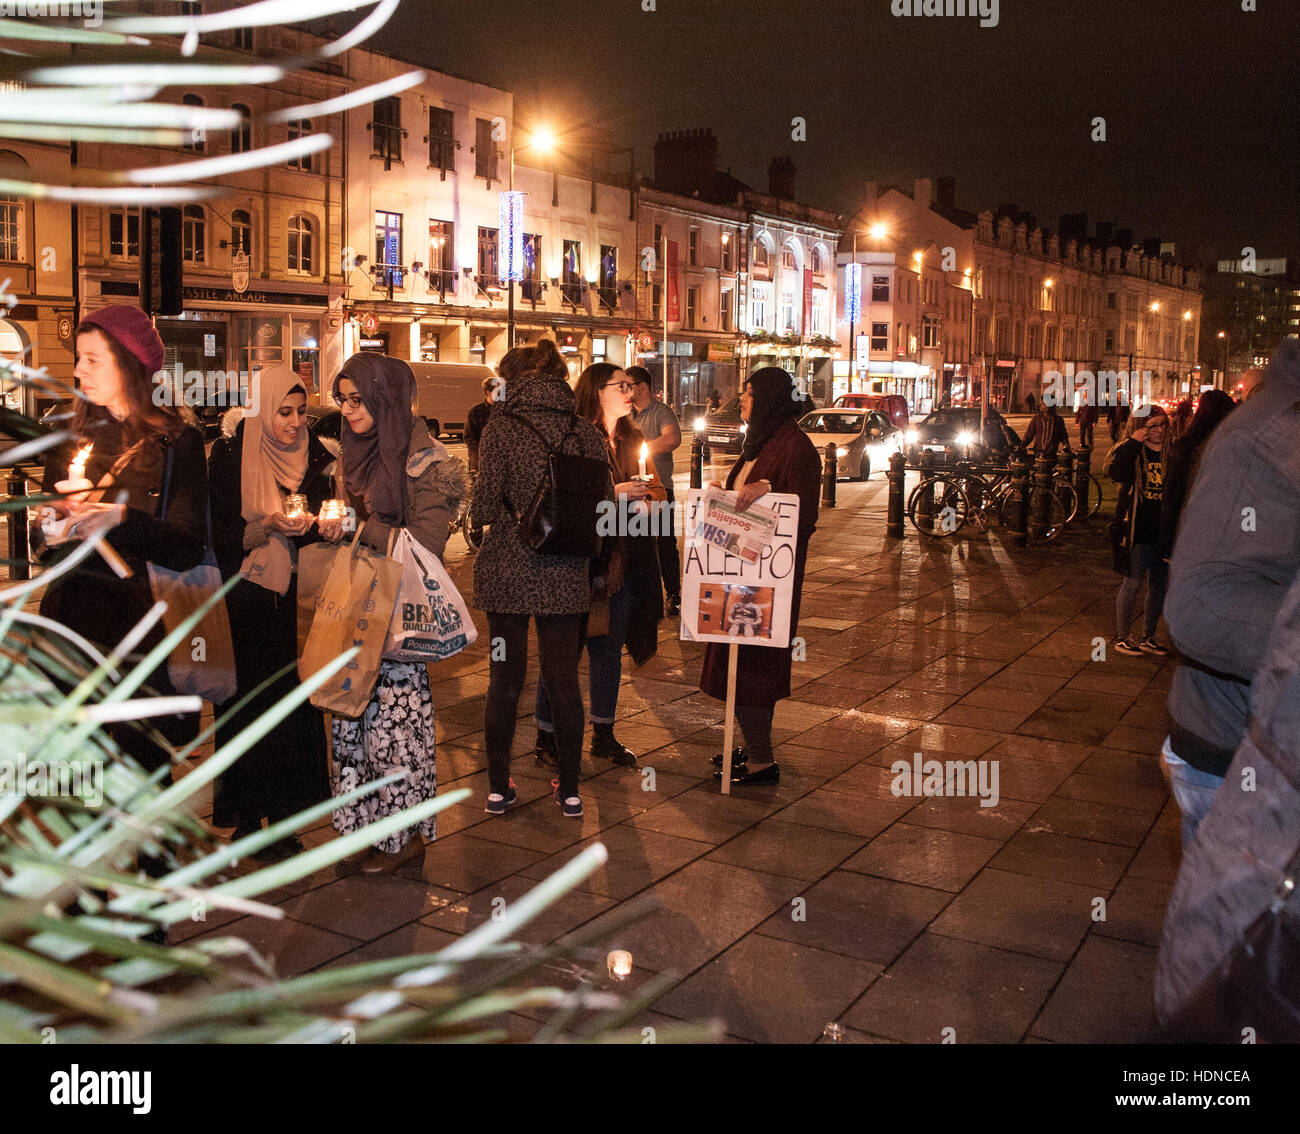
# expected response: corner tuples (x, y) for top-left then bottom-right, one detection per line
(907, 473), (978, 538)
(448, 468), (483, 553)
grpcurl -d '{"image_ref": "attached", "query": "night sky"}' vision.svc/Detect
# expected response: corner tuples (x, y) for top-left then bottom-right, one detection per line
(360, 0), (1297, 266)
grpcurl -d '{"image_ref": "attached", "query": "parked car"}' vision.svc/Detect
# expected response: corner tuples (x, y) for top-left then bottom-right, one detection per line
(702, 394), (746, 455)
(306, 404), (342, 445)
(905, 407), (1009, 465)
(799, 408), (902, 481)
(834, 392), (910, 429)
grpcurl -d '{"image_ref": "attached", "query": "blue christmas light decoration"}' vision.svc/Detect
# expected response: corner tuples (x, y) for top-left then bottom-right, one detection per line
(500, 190), (524, 281)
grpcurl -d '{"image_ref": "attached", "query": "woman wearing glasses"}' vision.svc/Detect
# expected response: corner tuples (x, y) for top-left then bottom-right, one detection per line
(317, 354), (468, 872)
(533, 364), (665, 770)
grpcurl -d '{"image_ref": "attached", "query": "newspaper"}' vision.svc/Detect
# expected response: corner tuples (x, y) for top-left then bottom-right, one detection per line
(691, 488), (777, 563)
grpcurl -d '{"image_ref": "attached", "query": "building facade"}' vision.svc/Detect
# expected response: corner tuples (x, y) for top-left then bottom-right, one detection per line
(1200, 256), (1299, 391)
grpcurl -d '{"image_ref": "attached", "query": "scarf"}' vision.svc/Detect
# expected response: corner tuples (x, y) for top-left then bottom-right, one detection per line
(738, 366), (801, 463)
(334, 352), (415, 525)
(240, 365), (308, 594)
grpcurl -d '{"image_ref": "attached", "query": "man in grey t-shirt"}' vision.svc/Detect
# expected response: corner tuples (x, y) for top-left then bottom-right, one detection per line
(628, 366), (683, 614)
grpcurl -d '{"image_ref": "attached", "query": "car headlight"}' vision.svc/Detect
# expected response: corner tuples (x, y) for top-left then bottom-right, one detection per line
(694, 416), (707, 432)
(956, 431), (975, 446)
(906, 429), (918, 445)
(837, 447), (849, 457)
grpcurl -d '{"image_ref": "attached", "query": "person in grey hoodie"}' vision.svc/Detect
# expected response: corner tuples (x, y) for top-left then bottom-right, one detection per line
(1155, 560), (1300, 1040)
(1161, 338), (1300, 845)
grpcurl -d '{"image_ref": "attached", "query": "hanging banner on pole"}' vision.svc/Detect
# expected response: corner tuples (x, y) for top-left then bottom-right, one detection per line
(680, 488), (800, 648)
(500, 190), (524, 281)
(666, 239), (680, 322)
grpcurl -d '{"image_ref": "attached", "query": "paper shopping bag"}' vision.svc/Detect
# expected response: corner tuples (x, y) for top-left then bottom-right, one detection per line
(147, 549), (238, 704)
(383, 529), (478, 662)
(300, 535), (401, 717)
(297, 542), (340, 655)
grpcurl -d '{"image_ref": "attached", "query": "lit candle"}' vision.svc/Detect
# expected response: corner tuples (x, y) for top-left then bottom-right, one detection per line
(638, 443), (648, 479)
(68, 443), (93, 484)
(284, 493), (307, 520)
(606, 949), (633, 980)
(318, 498), (345, 523)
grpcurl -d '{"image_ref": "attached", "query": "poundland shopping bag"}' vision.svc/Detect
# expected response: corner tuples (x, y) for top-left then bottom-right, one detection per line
(300, 534), (400, 717)
(383, 529), (478, 662)
(297, 542), (340, 655)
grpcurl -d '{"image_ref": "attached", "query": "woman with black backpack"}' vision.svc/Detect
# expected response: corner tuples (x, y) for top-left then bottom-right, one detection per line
(470, 340), (614, 818)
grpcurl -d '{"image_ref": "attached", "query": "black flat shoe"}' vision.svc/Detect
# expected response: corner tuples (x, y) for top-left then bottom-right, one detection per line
(715, 761), (779, 786)
(591, 729), (638, 766)
(710, 747), (747, 769)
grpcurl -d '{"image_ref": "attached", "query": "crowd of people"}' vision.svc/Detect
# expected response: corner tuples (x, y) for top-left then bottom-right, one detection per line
(36, 301), (1299, 1035)
(37, 305), (819, 863)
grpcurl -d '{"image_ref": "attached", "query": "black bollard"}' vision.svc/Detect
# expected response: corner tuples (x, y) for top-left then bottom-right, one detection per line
(689, 434), (704, 490)
(886, 449), (906, 539)
(916, 448), (936, 533)
(1028, 453), (1054, 543)
(1074, 443), (1094, 521)
(821, 442), (837, 508)
(7, 472), (29, 581)
(1012, 450), (1031, 544)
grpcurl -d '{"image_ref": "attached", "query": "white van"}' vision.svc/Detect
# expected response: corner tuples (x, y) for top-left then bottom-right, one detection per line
(408, 361), (496, 439)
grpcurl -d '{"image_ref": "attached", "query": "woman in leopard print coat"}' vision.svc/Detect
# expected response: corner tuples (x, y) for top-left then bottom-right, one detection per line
(470, 340), (613, 816)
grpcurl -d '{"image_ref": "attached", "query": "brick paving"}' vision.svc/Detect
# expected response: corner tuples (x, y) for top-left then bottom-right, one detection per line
(171, 449), (1182, 1043)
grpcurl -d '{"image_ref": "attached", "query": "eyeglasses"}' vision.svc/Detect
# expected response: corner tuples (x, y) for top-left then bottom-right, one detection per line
(603, 382), (636, 394)
(339, 394), (365, 410)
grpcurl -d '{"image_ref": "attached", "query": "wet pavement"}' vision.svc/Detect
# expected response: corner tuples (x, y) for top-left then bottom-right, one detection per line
(174, 449), (1181, 1043)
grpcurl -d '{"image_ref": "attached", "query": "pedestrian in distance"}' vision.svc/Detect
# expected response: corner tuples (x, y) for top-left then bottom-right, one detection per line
(317, 352), (468, 872)
(1075, 392), (1099, 448)
(38, 305), (208, 777)
(701, 367), (821, 787)
(627, 364), (683, 616)
(207, 366), (335, 858)
(533, 363), (665, 770)
(1106, 405), (1172, 658)
(1158, 389), (1235, 563)
(464, 374), (500, 476)
(470, 340), (614, 819)
(1160, 339), (1300, 845)
(1024, 399), (1071, 457)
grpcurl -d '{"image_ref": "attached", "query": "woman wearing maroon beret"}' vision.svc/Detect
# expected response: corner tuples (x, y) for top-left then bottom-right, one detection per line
(39, 304), (209, 775)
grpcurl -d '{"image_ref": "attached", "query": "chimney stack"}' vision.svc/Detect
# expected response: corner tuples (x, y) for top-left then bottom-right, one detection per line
(768, 156), (796, 199)
(653, 128), (719, 197)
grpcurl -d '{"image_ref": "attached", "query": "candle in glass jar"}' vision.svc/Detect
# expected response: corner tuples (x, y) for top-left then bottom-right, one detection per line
(638, 443), (648, 479)
(284, 493), (308, 520)
(318, 498), (345, 523)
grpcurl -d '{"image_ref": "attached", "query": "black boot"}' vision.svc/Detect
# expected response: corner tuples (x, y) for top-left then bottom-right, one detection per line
(534, 729), (559, 769)
(591, 722), (637, 766)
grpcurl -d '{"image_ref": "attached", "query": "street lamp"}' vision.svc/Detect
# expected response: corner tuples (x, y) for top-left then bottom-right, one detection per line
(1218, 329), (1229, 389)
(504, 126), (554, 350)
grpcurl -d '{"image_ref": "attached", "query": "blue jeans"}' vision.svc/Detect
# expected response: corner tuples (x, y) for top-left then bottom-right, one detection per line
(1116, 541), (1168, 641)
(1160, 735), (1224, 846)
(536, 585), (632, 728)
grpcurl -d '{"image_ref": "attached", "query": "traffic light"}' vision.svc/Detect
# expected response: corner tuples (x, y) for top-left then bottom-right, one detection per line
(140, 206), (183, 316)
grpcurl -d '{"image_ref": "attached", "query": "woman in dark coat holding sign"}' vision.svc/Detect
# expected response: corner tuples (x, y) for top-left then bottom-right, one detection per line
(701, 367), (821, 786)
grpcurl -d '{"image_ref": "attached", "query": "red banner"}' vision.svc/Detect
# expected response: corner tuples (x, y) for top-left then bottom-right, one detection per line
(802, 268), (813, 336)
(667, 240), (680, 323)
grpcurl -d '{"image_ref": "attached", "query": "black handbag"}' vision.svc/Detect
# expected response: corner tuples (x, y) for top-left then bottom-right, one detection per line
(499, 409), (610, 559)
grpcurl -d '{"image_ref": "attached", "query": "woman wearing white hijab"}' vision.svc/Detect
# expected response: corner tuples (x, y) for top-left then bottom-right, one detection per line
(207, 366), (337, 856)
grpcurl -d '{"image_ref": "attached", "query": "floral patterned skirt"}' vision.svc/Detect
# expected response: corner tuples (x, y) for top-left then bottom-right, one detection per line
(330, 660), (436, 853)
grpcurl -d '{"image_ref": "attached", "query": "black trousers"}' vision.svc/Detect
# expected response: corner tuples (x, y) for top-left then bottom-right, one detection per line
(736, 702), (775, 763)
(656, 485), (681, 600)
(485, 611), (585, 798)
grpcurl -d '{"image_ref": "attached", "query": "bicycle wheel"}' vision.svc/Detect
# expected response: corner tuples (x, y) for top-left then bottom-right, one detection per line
(1002, 486), (1068, 542)
(1054, 479), (1080, 525)
(1083, 473), (1104, 519)
(908, 477), (972, 538)
(958, 472), (995, 530)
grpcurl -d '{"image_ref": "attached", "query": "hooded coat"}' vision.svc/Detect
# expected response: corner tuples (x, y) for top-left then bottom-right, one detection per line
(699, 376), (821, 706)
(470, 368), (613, 614)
